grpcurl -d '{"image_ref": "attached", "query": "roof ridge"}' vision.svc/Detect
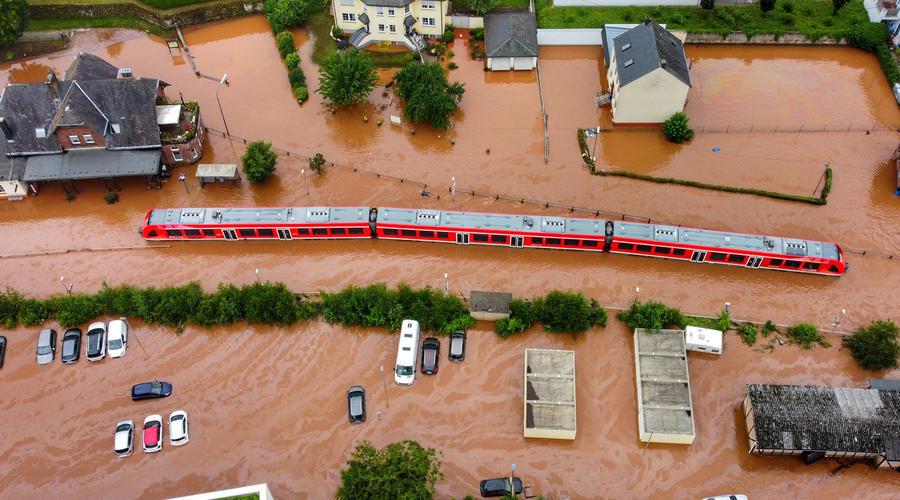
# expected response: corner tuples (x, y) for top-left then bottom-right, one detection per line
(72, 80), (111, 135)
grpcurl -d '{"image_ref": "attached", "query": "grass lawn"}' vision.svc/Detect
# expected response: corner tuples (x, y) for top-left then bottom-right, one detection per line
(365, 50), (414, 68)
(452, 0), (529, 14)
(27, 17), (173, 37)
(535, 0), (869, 39)
(309, 10), (337, 66)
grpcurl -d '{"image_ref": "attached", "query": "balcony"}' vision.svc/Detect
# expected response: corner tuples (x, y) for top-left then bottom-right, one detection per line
(158, 102), (201, 145)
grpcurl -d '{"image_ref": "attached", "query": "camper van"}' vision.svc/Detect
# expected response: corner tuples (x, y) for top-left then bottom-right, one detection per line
(394, 319), (421, 386)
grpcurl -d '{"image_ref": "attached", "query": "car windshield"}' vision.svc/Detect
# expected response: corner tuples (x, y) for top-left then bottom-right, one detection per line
(116, 424), (131, 432)
(62, 341), (75, 356)
(108, 339), (123, 349)
(37, 345), (51, 355)
(151, 382), (161, 393)
(88, 329), (103, 337)
(396, 365), (413, 376)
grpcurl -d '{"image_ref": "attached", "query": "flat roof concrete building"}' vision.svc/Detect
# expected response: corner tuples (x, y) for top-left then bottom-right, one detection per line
(524, 349), (576, 440)
(634, 328), (695, 444)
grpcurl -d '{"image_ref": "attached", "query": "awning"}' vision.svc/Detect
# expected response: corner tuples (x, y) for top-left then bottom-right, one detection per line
(359, 12), (370, 25)
(23, 149), (161, 181)
(404, 15), (416, 28)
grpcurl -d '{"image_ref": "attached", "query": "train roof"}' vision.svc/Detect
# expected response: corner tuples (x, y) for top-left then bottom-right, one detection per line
(377, 207), (607, 236)
(147, 207), (370, 226)
(613, 221), (841, 260)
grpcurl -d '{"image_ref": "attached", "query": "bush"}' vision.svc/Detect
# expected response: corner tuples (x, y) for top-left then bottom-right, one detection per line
(843, 319), (899, 371)
(539, 291), (606, 339)
(49, 294), (101, 328)
(832, 0), (848, 13)
(495, 299), (537, 338)
(781, 1), (793, 12)
(470, 44), (485, 60)
(447, 50), (454, 58)
(242, 282), (300, 326)
(443, 29), (454, 44)
(104, 192), (119, 204)
(276, 31), (295, 58)
(760, 0), (775, 12)
(469, 27), (484, 41)
(294, 86), (309, 102)
(331, 26), (343, 39)
(762, 320), (779, 337)
(616, 300), (684, 331)
(289, 66), (306, 87)
(785, 322), (829, 349)
(308, 152), (326, 174)
(337, 441), (442, 500)
(447, 62), (458, 70)
(284, 52), (300, 69)
(700, 0), (715, 10)
(662, 112), (694, 143)
(265, 0), (311, 33)
(241, 140), (278, 183)
(737, 322), (758, 346)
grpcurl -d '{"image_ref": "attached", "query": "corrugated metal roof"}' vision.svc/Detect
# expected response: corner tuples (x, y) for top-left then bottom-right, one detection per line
(23, 149), (160, 181)
(378, 207), (605, 236)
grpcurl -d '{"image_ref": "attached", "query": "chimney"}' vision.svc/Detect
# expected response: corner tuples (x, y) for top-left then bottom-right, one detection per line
(643, 17), (652, 26)
(0, 117), (12, 140)
(45, 70), (58, 99)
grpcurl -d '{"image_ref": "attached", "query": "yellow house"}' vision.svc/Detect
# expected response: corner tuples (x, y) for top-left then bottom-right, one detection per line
(606, 19), (691, 125)
(333, 0), (450, 52)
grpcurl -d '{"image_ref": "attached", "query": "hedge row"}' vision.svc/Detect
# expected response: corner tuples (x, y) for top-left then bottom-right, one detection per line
(494, 290), (607, 339)
(275, 31), (308, 103)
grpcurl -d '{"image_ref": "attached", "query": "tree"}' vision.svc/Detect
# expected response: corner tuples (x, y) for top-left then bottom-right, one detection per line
(275, 31), (295, 58)
(317, 49), (377, 107)
(395, 62), (465, 129)
(0, 0), (27, 47)
(265, 0), (311, 33)
(539, 291), (606, 338)
(843, 319), (899, 371)
(832, 0), (849, 13)
(241, 141), (278, 183)
(467, 0), (497, 15)
(662, 112), (694, 143)
(760, 0), (775, 12)
(308, 152), (325, 174)
(700, 0), (715, 10)
(336, 440), (442, 500)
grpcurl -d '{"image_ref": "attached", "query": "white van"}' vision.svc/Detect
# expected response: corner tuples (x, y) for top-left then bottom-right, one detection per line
(394, 319), (420, 386)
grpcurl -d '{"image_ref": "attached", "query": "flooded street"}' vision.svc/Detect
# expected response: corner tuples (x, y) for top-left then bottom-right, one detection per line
(1, 16), (900, 499)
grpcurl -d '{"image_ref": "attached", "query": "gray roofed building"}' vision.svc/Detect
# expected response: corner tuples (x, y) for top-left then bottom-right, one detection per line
(484, 12), (538, 71)
(633, 328), (695, 445)
(361, 0), (414, 6)
(23, 149), (161, 181)
(613, 19), (690, 88)
(63, 52), (120, 81)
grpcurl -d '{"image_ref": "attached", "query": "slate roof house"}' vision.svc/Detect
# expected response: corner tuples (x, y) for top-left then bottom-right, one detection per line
(605, 19), (691, 125)
(484, 12), (538, 71)
(0, 53), (204, 194)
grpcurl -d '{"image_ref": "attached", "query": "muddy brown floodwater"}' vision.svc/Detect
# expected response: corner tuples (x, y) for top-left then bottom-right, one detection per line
(1, 16), (899, 499)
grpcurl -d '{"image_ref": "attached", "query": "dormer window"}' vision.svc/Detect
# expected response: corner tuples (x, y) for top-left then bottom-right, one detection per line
(69, 134), (81, 145)
(35, 127), (46, 138)
(624, 59), (634, 67)
(111, 123), (121, 134)
(84, 134), (95, 144)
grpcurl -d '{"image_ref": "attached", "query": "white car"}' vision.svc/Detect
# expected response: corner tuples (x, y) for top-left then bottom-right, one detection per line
(86, 321), (106, 362)
(169, 410), (189, 446)
(143, 414), (163, 453)
(114, 420), (134, 457)
(107, 319), (128, 358)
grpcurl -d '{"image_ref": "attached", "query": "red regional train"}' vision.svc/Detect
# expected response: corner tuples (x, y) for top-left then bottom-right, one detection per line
(142, 206), (847, 276)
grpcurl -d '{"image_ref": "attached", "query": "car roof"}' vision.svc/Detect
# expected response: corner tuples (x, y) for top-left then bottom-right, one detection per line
(38, 329), (53, 341)
(143, 426), (159, 444)
(64, 328), (81, 336)
(108, 320), (125, 338)
(423, 337), (439, 346)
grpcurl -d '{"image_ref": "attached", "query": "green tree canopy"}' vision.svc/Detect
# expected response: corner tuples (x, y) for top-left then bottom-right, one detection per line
(662, 112), (694, 144)
(843, 319), (899, 371)
(317, 49), (377, 107)
(395, 62), (465, 129)
(467, 0), (497, 15)
(336, 440), (442, 500)
(0, 0), (28, 47)
(264, 0), (311, 33)
(241, 141), (278, 183)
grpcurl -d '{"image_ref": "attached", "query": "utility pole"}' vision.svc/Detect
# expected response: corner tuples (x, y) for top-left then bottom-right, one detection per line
(216, 74), (231, 137)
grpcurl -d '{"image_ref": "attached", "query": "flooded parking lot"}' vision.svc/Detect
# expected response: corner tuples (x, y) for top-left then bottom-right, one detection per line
(1, 16), (899, 499)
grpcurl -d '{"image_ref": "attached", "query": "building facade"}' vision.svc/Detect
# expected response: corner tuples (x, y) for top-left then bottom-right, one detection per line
(333, 0), (448, 51)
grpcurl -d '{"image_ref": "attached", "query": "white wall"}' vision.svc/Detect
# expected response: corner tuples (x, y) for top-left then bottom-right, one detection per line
(449, 15), (483, 28)
(554, 0), (698, 5)
(536, 28), (603, 45)
(612, 67), (689, 124)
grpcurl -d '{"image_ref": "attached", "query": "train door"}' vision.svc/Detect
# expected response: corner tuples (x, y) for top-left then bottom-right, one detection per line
(277, 229), (292, 240)
(223, 229), (237, 240)
(509, 236), (524, 248)
(691, 250), (706, 262)
(456, 233), (469, 245)
(746, 256), (762, 268)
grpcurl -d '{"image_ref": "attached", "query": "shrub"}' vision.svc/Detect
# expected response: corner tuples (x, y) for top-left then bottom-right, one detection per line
(49, 294), (101, 328)
(469, 27), (484, 41)
(443, 29), (454, 44)
(781, 0), (793, 12)
(470, 44), (485, 60)
(762, 320), (778, 337)
(284, 52), (300, 69)
(242, 282), (300, 326)
(760, 0), (775, 12)
(447, 50), (454, 58)
(447, 62), (458, 70)
(539, 291), (606, 339)
(832, 0), (848, 13)
(337, 441), (442, 500)
(294, 86), (309, 102)
(737, 322), (758, 346)
(17, 299), (49, 326)
(104, 192), (119, 204)
(241, 140), (278, 183)
(786, 322), (829, 349)
(309, 152), (326, 174)
(266, 0), (311, 33)
(331, 26), (343, 39)
(495, 299), (537, 338)
(616, 300), (684, 331)
(289, 66), (306, 87)
(843, 320), (899, 371)
(276, 31), (295, 58)
(700, 0), (715, 10)
(194, 283), (244, 327)
(662, 112), (694, 144)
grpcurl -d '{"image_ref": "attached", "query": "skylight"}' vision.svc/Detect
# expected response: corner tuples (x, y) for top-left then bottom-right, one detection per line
(624, 59), (634, 67)
(622, 43), (631, 51)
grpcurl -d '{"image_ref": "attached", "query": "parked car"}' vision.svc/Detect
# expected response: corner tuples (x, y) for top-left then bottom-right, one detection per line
(114, 420), (134, 457)
(36, 328), (57, 365)
(449, 329), (466, 362)
(107, 319), (127, 358)
(702, 496), (748, 500)
(347, 386), (366, 424)
(169, 410), (189, 446)
(0, 336), (6, 369)
(421, 337), (440, 375)
(86, 321), (106, 362)
(142, 414), (163, 453)
(61, 328), (82, 364)
(480, 477), (523, 497)
(131, 381), (173, 401)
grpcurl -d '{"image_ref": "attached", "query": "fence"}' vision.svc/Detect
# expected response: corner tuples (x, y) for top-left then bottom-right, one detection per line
(536, 28), (604, 46)
(593, 122), (899, 134)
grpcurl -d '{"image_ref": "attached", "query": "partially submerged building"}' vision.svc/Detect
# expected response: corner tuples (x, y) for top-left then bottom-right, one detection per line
(743, 383), (900, 471)
(633, 328), (695, 444)
(484, 12), (539, 71)
(524, 349), (576, 440)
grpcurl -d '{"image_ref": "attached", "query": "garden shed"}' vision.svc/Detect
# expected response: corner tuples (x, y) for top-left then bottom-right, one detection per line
(484, 12), (538, 71)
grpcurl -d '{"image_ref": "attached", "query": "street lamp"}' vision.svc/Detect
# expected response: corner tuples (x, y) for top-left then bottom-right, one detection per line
(255, 268), (261, 283)
(444, 273), (449, 296)
(216, 73), (231, 137)
(301, 168), (310, 196)
(451, 176), (456, 201)
(59, 276), (73, 295)
(510, 464), (517, 498)
(380, 365), (389, 408)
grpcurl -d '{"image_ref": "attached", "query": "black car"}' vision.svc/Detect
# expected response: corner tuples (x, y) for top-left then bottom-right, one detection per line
(449, 329), (466, 362)
(0, 336), (6, 369)
(347, 386), (366, 424)
(61, 328), (82, 364)
(420, 337), (440, 375)
(479, 477), (523, 498)
(131, 381), (173, 401)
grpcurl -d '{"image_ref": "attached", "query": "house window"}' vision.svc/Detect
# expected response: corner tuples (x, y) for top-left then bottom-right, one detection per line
(83, 134), (95, 144)
(405, 4), (410, 14)
(390, 24), (396, 33)
(191, 148), (198, 159)
(376, 6), (383, 15)
(422, 17), (436, 26)
(378, 24), (385, 32)
(387, 8), (395, 16)
(69, 134), (81, 145)
(342, 12), (356, 22)
(422, 0), (436, 9)
(172, 148), (183, 161)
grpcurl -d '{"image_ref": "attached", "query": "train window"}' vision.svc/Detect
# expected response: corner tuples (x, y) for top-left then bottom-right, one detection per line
(709, 252), (727, 261)
(184, 229), (201, 237)
(312, 228), (328, 235)
(802, 262), (820, 271)
(768, 258), (783, 266)
(437, 232), (449, 239)
(297, 228), (310, 235)
(564, 239), (579, 246)
(166, 229), (183, 237)
(672, 248), (686, 256)
(531, 237), (543, 245)
(617, 243), (634, 251)
(472, 234), (489, 242)
(728, 254), (745, 263)
(491, 235), (507, 244)
(239, 229), (255, 237)
(383, 228), (398, 236)
(636, 245), (652, 252)
(349, 228), (364, 235)
(546, 238), (561, 245)
(829, 265), (839, 273)
(583, 240), (598, 247)
(331, 228), (346, 235)
(203, 229), (215, 237)
(420, 231), (435, 238)
(653, 247), (671, 255)
(784, 260), (801, 268)
(147, 230), (157, 237)
(257, 228), (274, 237)
(401, 229), (416, 237)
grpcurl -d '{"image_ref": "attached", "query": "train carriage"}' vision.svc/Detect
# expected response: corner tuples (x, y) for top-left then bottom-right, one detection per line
(141, 206), (373, 241)
(609, 220), (845, 275)
(375, 207), (608, 251)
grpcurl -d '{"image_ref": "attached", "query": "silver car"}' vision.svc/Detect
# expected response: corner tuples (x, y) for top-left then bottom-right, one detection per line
(36, 329), (57, 365)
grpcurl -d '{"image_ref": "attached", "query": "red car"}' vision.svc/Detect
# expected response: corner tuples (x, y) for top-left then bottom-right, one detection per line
(143, 415), (163, 453)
